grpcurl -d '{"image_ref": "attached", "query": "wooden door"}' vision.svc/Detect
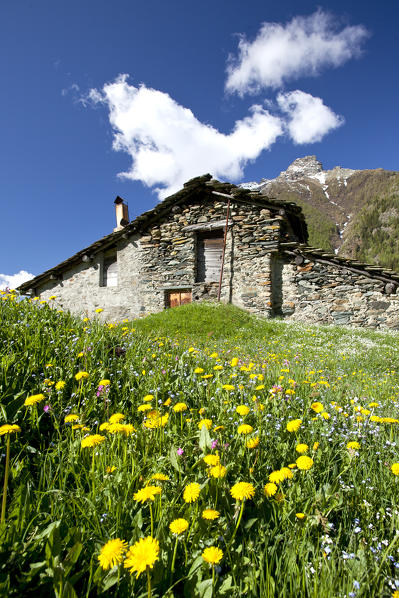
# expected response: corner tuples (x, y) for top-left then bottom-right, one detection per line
(197, 233), (223, 282)
(167, 290), (192, 308)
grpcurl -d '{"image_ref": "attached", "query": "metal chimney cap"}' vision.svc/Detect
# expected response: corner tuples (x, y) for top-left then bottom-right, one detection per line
(114, 196), (126, 205)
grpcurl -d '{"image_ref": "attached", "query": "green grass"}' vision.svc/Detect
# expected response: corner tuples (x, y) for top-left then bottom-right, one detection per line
(0, 295), (398, 597)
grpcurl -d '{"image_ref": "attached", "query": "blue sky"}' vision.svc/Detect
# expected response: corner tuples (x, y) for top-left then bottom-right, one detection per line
(1, 0), (398, 288)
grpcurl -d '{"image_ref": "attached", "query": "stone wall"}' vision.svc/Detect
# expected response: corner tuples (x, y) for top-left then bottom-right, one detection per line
(36, 195), (283, 320)
(37, 233), (142, 320)
(136, 197), (281, 316)
(280, 254), (399, 329)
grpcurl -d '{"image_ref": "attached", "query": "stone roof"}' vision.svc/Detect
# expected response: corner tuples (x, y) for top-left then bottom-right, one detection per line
(18, 174), (308, 292)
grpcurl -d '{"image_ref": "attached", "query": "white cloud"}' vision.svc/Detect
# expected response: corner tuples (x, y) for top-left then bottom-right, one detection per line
(277, 90), (344, 144)
(226, 10), (368, 95)
(89, 75), (283, 198)
(0, 270), (35, 291)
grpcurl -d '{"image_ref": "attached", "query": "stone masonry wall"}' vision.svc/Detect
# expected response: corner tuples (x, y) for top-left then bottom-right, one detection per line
(36, 195), (283, 320)
(36, 233), (142, 321)
(280, 254), (399, 329)
(136, 196), (281, 316)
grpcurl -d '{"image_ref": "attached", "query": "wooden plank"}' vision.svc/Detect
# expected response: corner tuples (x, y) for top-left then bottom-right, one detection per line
(180, 291), (192, 305)
(169, 292), (180, 308)
(197, 233), (223, 282)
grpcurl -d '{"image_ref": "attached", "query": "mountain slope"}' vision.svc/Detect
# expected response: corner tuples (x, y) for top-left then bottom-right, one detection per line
(242, 156), (399, 268)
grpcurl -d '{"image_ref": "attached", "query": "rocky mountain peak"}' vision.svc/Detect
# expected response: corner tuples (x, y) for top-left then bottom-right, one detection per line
(283, 155), (323, 179)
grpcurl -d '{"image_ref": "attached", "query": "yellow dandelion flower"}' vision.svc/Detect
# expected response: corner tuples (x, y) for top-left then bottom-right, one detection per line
(151, 473), (170, 481)
(391, 463), (399, 475)
(0, 424), (21, 436)
(296, 443), (309, 454)
(198, 419), (212, 430)
(64, 414), (79, 423)
(347, 441), (360, 450)
(236, 405), (250, 416)
(106, 466), (117, 474)
(81, 434), (105, 448)
(124, 536), (160, 578)
(163, 398), (172, 407)
(214, 365), (223, 371)
(113, 424), (135, 436)
(194, 367), (204, 374)
(230, 482), (255, 501)
(296, 513), (306, 520)
(280, 467), (293, 480)
(183, 482), (201, 503)
(264, 482), (277, 497)
(202, 509), (220, 520)
(286, 419), (302, 432)
(144, 413), (169, 429)
(311, 402), (324, 413)
(99, 379), (111, 386)
(169, 518), (189, 535)
(134, 486), (161, 503)
(313, 442), (320, 451)
(75, 371), (89, 381)
(98, 538), (128, 570)
(268, 470), (285, 484)
(138, 404), (152, 412)
(143, 394), (154, 402)
(296, 456), (314, 470)
(109, 413), (124, 424)
(24, 394), (45, 406)
(55, 381), (66, 390)
(202, 546), (223, 565)
(321, 412), (330, 420)
(209, 464), (227, 478)
(246, 436), (260, 449)
(173, 403), (187, 413)
(95, 308), (103, 313)
(222, 384), (235, 391)
(72, 424), (84, 430)
(214, 425), (224, 432)
(230, 358), (239, 367)
(237, 424), (253, 435)
(203, 454), (220, 467)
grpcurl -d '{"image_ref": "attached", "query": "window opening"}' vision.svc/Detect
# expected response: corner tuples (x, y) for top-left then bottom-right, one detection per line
(196, 230), (224, 282)
(102, 255), (118, 287)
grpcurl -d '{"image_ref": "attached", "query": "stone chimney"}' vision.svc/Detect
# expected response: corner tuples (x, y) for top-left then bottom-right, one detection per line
(114, 196), (129, 231)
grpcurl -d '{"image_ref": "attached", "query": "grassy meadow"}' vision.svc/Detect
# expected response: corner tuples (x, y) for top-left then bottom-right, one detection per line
(0, 293), (398, 597)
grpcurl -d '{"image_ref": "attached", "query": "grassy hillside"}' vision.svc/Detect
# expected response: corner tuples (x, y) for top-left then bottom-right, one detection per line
(0, 296), (398, 597)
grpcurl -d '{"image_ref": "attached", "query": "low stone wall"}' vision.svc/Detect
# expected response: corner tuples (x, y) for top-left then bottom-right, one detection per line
(280, 254), (399, 329)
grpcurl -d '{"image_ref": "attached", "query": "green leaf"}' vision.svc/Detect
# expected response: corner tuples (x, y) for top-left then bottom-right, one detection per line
(219, 575), (233, 594)
(63, 541), (83, 576)
(244, 518), (258, 530)
(188, 555), (203, 579)
(196, 578), (213, 598)
(199, 425), (212, 453)
(99, 569), (119, 593)
(169, 445), (183, 472)
(61, 581), (78, 598)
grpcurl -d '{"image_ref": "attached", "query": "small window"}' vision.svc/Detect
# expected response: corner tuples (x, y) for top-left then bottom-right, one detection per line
(166, 289), (192, 308)
(196, 231), (224, 282)
(102, 255), (118, 287)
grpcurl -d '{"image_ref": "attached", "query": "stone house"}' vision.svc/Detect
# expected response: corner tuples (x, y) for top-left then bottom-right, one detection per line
(18, 174), (399, 329)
